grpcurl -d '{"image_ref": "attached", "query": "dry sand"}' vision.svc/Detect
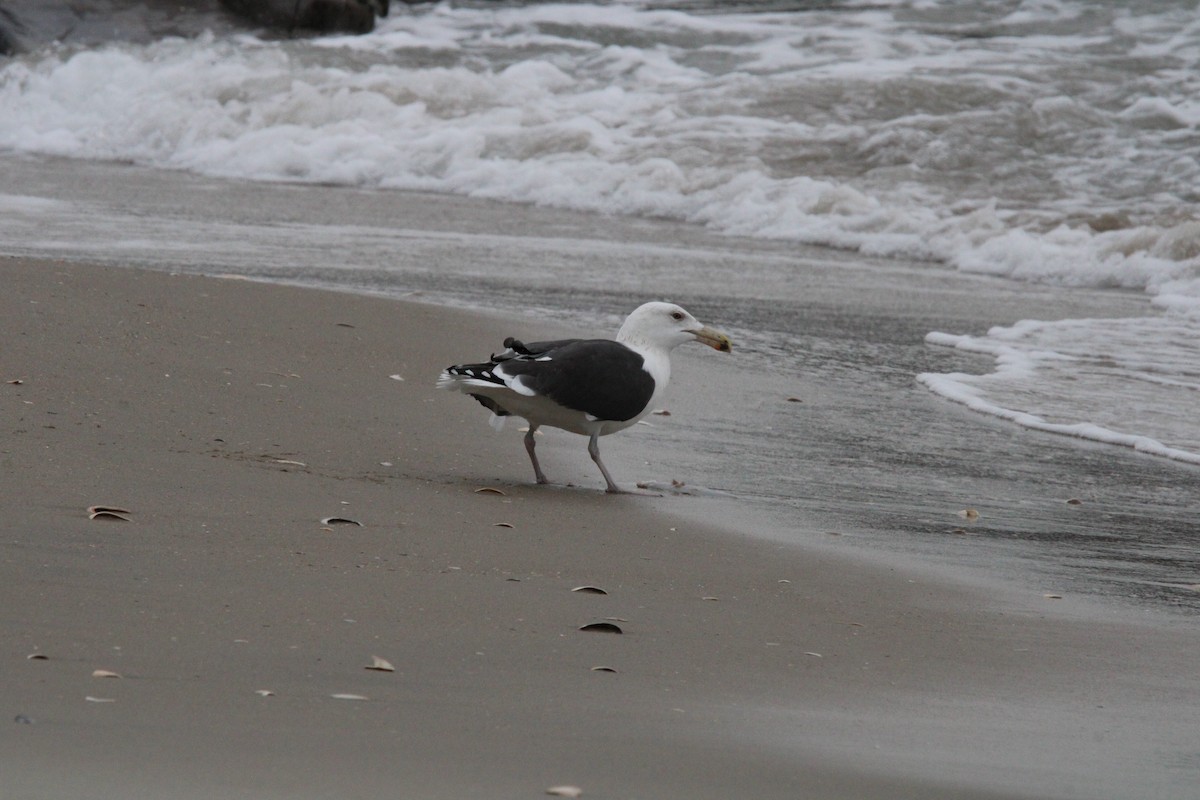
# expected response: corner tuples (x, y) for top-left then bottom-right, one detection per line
(3, 258), (1198, 800)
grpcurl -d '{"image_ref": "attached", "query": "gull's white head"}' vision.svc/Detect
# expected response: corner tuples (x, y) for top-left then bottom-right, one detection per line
(616, 302), (733, 354)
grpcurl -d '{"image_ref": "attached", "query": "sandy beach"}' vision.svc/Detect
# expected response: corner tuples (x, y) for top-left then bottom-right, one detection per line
(4, 256), (1199, 799)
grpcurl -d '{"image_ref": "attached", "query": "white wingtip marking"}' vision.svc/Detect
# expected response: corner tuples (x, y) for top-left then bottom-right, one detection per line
(438, 372), (500, 392)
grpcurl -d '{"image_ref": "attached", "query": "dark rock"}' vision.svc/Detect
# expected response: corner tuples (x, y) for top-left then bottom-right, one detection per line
(0, 7), (22, 55)
(219, 0), (387, 34)
(0, 0), (390, 54)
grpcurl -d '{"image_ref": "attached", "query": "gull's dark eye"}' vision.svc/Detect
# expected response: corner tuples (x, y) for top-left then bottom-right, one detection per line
(671, 311), (684, 321)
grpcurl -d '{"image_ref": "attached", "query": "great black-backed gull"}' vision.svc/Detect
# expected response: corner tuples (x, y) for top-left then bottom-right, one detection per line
(437, 302), (732, 493)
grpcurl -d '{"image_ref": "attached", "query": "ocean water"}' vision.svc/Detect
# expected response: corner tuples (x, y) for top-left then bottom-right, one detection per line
(1, 0), (1197, 607)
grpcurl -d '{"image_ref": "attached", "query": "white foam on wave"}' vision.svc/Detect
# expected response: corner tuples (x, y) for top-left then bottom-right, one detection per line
(919, 316), (1200, 466)
(0, 3), (1194, 311)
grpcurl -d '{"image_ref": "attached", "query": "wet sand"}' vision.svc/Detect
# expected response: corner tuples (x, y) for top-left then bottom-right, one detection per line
(4, 257), (1199, 800)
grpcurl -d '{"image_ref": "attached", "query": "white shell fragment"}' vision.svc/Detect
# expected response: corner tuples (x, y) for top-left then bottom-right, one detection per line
(571, 586), (608, 595)
(578, 622), (623, 634)
(91, 669), (122, 679)
(590, 666), (618, 673)
(88, 505), (132, 521)
(957, 508), (981, 521)
(85, 696), (116, 703)
(493, 522), (515, 528)
(26, 653), (48, 661)
(330, 693), (370, 701)
(320, 517), (362, 526)
(255, 690), (276, 697)
(365, 656), (395, 672)
(474, 487), (507, 495)
(546, 787), (582, 798)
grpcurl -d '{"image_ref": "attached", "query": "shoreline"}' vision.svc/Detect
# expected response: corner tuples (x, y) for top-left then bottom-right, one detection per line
(5, 257), (1199, 799)
(5, 153), (1195, 614)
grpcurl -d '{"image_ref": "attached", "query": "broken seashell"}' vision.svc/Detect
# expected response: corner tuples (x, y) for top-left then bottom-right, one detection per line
(320, 517), (362, 527)
(493, 522), (514, 528)
(546, 786), (582, 798)
(578, 622), (623, 634)
(274, 459), (307, 467)
(786, 396), (802, 403)
(365, 656), (395, 672)
(91, 669), (121, 679)
(590, 666), (617, 673)
(571, 586), (607, 595)
(701, 596), (719, 601)
(85, 696), (116, 703)
(330, 693), (369, 701)
(651, 408), (671, 416)
(255, 689), (275, 697)
(87, 505), (131, 521)
(1066, 498), (1083, 505)
(1043, 593), (1063, 599)
(26, 653), (48, 661)
(388, 374), (405, 382)
(474, 487), (507, 496)
(958, 508), (980, 521)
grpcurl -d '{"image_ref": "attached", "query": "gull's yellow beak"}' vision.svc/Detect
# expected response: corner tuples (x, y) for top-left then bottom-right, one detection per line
(691, 325), (733, 353)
